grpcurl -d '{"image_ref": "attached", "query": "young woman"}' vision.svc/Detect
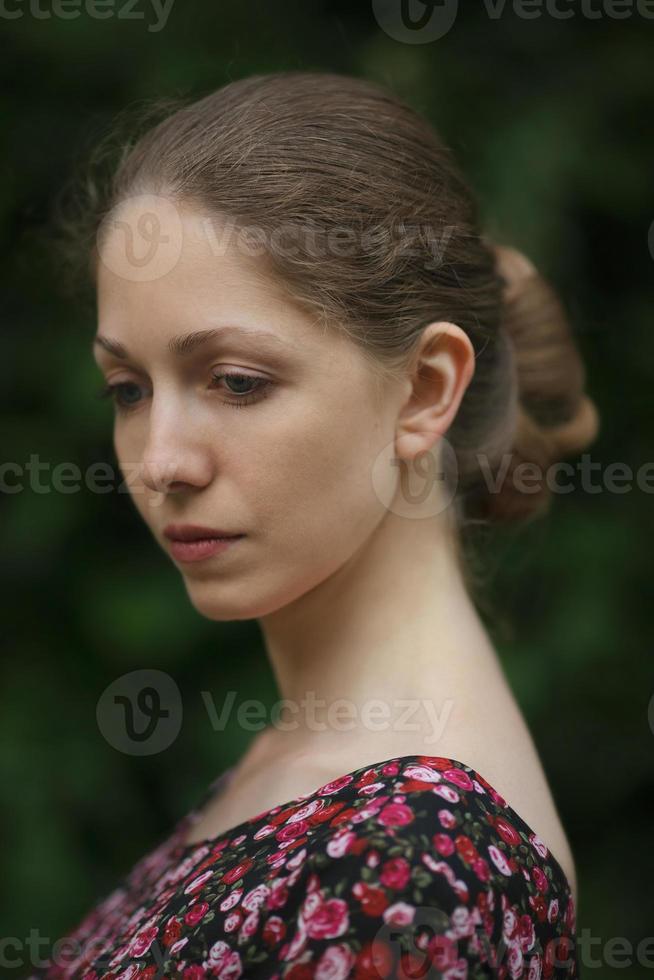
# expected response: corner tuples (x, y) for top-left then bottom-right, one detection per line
(33, 70), (599, 979)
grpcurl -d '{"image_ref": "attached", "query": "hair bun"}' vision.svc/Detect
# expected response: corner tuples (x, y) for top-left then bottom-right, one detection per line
(477, 243), (600, 523)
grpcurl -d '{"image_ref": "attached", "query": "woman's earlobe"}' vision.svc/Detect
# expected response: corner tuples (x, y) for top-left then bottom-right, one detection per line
(394, 430), (436, 461)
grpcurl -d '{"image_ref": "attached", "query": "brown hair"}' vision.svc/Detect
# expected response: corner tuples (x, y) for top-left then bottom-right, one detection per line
(58, 70), (599, 549)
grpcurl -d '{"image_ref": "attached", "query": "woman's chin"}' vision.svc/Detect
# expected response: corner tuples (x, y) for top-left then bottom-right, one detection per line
(180, 569), (330, 622)
(181, 578), (286, 622)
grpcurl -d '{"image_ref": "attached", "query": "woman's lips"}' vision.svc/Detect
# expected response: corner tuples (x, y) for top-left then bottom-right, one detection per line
(167, 534), (244, 563)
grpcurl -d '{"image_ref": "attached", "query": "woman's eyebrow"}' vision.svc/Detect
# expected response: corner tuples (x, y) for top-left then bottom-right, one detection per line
(92, 326), (289, 359)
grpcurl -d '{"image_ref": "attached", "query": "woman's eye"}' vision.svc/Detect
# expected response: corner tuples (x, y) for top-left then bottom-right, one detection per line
(96, 371), (272, 414)
(97, 380), (147, 412)
(209, 370), (273, 408)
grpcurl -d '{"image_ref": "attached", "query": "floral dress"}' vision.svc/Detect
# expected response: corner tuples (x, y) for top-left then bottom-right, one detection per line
(26, 755), (579, 979)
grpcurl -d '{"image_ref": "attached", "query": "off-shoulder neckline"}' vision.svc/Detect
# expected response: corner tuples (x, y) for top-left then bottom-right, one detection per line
(170, 753), (575, 901)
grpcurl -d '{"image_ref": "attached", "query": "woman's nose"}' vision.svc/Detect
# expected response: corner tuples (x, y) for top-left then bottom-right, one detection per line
(139, 408), (213, 493)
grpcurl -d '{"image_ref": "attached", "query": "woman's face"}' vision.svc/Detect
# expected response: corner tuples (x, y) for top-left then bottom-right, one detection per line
(94, 197), (405, 620)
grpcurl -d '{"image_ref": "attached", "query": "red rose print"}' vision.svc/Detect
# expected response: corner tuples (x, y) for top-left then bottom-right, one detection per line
(222, 857), (254, 884)
(162, 915), (182, 947)
(379, 856), (411, 889)
(31, 756), (577, 980)
(494, 816), (523, 847)
(354, 939), (394, 979)
(455, 833), (480, 863)
(531, 866), (550, 894)
(353, 882), (389, 917)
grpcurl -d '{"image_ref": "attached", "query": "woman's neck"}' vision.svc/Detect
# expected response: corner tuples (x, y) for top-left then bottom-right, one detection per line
(257, 505), (503, 754)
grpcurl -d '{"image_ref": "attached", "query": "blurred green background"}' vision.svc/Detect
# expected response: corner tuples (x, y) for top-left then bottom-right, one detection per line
(2, 2), (653, 978)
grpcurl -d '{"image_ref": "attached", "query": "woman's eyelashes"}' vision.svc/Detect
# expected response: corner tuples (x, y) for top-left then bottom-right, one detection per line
(97, 379), (146, 413)
(209, 370), (273, 408)
(96, 370), (274, 413)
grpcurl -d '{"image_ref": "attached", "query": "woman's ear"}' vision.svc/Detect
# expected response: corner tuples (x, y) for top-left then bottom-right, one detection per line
(395, 321), (476, 461)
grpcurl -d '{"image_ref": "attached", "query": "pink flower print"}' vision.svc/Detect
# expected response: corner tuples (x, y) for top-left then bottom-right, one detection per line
(224, 909), (244, 933)
(288, 800), (324, 823)
(382, 901), (415, 926)
(471, 856), (491, 882)
(317, 774), (355, 796)
(220, 887), (243, 911)
(507, 938), (524, 979)
(403, 764), (443, 783)
(314, 942), (356, 980)
(169, 937), (189, 957)
(304, 897), (349, 940)
(432, 784), (460, 804)
(488, 845), (513, 876)
(503, 907), (519, 939)
(529, 833), (549, 860)
(205, 939), (243, 978)
(127, 925), (158, 958)
(238, 909), (260, 941)
(326, 829), (357, 858)
(547, 898), (560, 923)
(433, 833), (455, 857)
(450, 906), (475, 938)
(242, 883), (270, 912)
(267, 879), (289, 909)
(183, 868), (215, 895)
(253, 824), (277, 840)
(276, 819), (310, 842)
(377, 802), (414, 827)
(441, 768), (474, 791)
(286, 847), (307, 870)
